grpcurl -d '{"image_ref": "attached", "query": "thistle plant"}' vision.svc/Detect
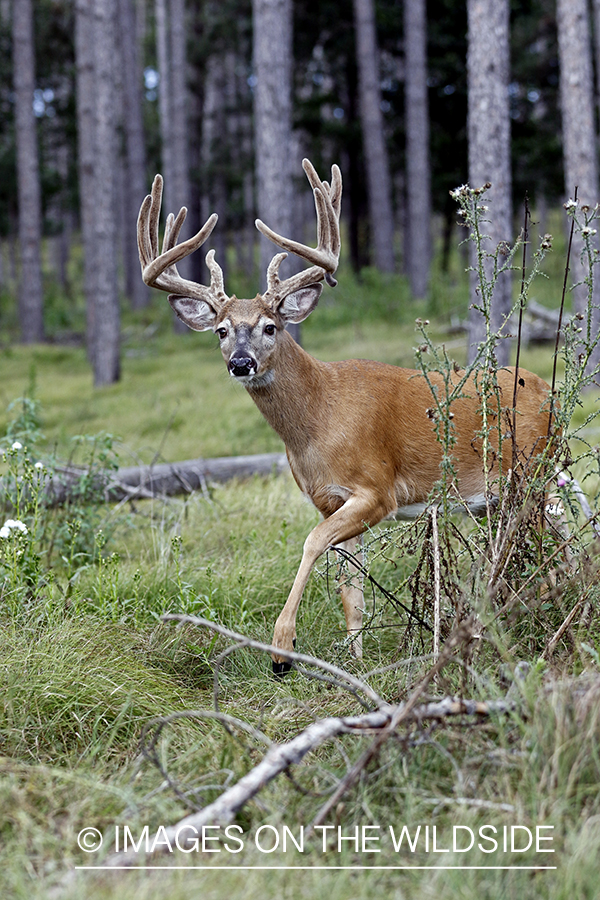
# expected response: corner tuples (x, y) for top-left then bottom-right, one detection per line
(550, 197), (600, 530)
(357, 184), (600, 667)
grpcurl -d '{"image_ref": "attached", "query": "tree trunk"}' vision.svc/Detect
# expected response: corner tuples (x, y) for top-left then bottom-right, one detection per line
(118, 0), (149, 310)
(155, 0), (191, 330)
(353, 0), (395, 272)
(201, 53), (229, 284)
(168, 0), (190, 239)
(252, 0), (301, 342)
(592, 0), (600, 116)
(236, 46), (256, 280)
(155, 0), (174, 213)
(91, 0), (121, 385)
(466, 0), (512, 367)
(12, 0), (44, 343)
(404, 0), (432, 299)
(75, 0), (98, 361)
(557, 0), (600, 375)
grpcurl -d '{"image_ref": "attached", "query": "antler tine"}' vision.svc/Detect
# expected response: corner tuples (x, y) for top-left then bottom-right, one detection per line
(205, 248), (226, 296)
(137, 193), (154, 270)
(329, 164), (342, 217)
(266, 252), (289, 295)
(137, 174), (226, 310)
(163, 205), (188, 255)
(149, 173), (162, 259)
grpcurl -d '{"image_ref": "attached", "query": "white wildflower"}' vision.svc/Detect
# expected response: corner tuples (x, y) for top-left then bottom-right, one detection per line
(34, 461), (44, 470)
(11, 441), (22, 451)
(581, 227), (597, 237)
(0, 518), (28, 538)
(450, 184), (470, 199)
(563, 199), (578, 211)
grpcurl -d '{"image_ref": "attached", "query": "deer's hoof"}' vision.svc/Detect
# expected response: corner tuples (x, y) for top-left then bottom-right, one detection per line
(272, 659), (293, 678)
(271, 639), (296, 678)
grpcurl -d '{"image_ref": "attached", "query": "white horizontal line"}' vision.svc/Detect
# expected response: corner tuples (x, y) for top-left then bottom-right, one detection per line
(75, 865), (557, 871)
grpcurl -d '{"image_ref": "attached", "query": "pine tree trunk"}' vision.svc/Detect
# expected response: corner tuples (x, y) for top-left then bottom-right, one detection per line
(404, 0), (432, 298)
(557, 0), (600, 375)
(252, 0), (300, 342)
(12, 0), (44, 342)
(91, 0), (120, 385)
(353, 0), (395, 272)
(75, 0), (98, 361)
(168, 0), (190, 230)
(156, 0), (190, 331)
(201, 53), (228, 284)
(155, 0), (174, 213)
(239, 62), (256, 280)
(591, 0), (600, 116)
(118, 0), (149, 309)
(466, 0), (512, 367)
(253, 0), (293, 286)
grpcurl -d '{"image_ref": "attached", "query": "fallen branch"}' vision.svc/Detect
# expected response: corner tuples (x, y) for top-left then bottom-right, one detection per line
(39, 452), (289, 506)
(100, 695), (515, 868)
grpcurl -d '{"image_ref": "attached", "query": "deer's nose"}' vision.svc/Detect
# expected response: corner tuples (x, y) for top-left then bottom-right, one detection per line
(229, 356), (256, 377)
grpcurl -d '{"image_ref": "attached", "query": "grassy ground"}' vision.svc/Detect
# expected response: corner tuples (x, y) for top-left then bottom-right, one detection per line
(1, 222), (600, 898)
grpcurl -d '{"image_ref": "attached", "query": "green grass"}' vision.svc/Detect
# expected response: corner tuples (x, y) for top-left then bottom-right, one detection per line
(1, 227), (600, 899)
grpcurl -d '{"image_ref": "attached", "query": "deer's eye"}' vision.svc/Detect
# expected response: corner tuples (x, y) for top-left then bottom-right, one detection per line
(216, 327), (227, 340)
(264, 323), (276, 336)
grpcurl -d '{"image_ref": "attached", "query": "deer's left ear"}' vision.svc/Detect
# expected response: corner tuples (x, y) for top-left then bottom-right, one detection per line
(277, 283), (323, 324)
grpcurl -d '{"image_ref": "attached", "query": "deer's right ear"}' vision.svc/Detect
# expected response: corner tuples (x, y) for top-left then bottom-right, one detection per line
(277, 283), (323, 324)
(168, 296), (217, 331)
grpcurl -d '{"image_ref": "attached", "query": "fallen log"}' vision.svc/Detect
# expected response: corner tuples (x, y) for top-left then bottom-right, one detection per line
(42, 452), (290, 506)
(447, 299), (570, 345)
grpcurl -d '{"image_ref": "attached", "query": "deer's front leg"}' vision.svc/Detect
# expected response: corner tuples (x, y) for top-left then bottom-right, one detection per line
(272, 492), (389, 675)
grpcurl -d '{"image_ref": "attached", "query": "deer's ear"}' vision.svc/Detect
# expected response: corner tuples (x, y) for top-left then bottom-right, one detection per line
(277, 283), (322, 324)
(168, 296), (216, 331)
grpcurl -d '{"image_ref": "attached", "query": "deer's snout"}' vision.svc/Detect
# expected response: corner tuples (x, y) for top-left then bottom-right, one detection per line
(229, 355), (257, 377)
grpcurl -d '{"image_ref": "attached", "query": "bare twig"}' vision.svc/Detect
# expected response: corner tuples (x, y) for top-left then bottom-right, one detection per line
(548, 185), (577, 439)
(139, 709), (273, 812)
(431, 505), (441, 661)
(162, 613), (387, 710)
(511, 195), (529, 473)
(331, 543), (433, 633)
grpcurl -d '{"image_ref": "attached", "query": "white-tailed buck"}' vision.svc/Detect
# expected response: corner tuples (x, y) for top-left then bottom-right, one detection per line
(138, 160), (554, 675)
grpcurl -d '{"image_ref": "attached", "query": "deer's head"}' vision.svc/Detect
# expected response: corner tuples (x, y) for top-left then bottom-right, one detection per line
(137, 160), (342, 386)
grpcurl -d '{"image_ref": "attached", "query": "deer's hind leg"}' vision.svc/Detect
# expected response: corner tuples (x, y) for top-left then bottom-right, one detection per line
(337, 535), (365, 659)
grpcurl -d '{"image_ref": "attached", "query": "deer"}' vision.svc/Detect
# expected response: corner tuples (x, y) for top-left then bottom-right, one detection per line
(137, 159), (555, 675)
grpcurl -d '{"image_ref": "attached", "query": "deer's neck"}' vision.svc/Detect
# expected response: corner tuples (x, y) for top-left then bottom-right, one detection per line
(245, 332), (327, 450)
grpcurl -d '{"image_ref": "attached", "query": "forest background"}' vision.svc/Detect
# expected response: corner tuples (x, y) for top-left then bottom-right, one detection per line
(4, 0), (598, 382)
